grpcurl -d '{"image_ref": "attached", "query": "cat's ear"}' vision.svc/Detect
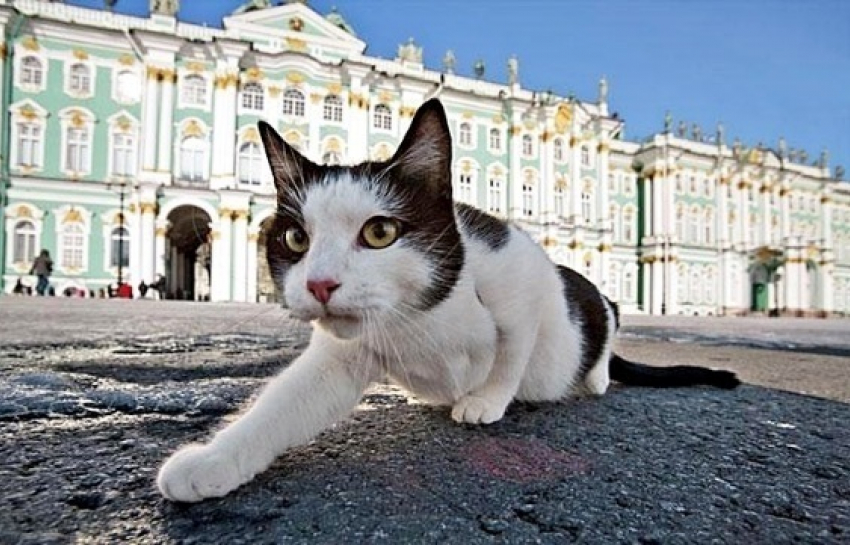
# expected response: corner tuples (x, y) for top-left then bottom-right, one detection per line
(258, 120), (319, 192)
(388, 99), (453, 199)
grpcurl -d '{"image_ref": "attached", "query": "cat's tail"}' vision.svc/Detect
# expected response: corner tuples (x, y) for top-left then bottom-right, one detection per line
(609, 354), (740, 389)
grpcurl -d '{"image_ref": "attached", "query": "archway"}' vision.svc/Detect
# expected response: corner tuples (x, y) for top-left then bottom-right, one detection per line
(256, 217), (281, 303)
(166, 205), (212, 301)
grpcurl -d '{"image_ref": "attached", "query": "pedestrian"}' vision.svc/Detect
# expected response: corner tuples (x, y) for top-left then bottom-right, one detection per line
(138, 281), (149, 299)
(12, 277), (25, 295)
(29, 249), (53, 296)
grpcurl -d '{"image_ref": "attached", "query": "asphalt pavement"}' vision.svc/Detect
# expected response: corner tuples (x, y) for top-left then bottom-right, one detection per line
(1, 297), (848, 544)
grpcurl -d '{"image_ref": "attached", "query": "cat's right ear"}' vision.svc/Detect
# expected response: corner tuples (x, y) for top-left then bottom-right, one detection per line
(258, 121), (318, 192)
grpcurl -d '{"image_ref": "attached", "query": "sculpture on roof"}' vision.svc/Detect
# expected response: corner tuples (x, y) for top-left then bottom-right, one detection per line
(677, 120), (687, 138)
(397, 37), (423, 64)
(232, 0), (272, 15)
(150, 0), (179, 17)
(598, 76), (608, 104)
(507, 55), (519, 86)
(819, 148), (829, 169)
(716, 122), (725, 145)
(326, 6), (356, 36)
(778, 136), (787, 160)
(691, 123), (702, 142)
(836, 165), (845, 180)
(442, 50), (456, 74)
(663, 111), (672, 132)
(473, 59), (485, 79)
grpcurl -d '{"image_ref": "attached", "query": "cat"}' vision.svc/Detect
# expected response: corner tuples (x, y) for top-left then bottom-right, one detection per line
(157, 99), (739, 502)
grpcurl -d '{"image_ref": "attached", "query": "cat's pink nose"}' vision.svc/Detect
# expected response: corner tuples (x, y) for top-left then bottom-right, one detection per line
(306, 279), (340, 305)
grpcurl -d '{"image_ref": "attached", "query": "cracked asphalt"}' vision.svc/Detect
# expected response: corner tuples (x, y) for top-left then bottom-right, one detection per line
(1, 297), (848, 544)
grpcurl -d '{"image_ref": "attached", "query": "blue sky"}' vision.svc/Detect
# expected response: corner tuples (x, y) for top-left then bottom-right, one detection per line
(74, 0), (850, 177)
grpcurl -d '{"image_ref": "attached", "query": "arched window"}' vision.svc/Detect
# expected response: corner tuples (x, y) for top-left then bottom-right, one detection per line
(238, 142), (264, 185)
(623, 266), (636, 302)
(489, 128), (502, 152)
(488, 174), (503, 214)
(180, 136), (207, 182)
(459, 122), (472, 146)
(609, 204), (620, 241)
(20, 56), (43, 86)
(677, 264), (689, 303)
(68, 63), (91, 94)
(65, 127), (91, 173)
(622, 206), (635, 243)
(323, 94), (343, 122)
(110, 226), (130, 268)
(241, 82), (264, 111)
(13, 220), (37, 264)
(17, 123), (42, 168)
(689, 206), (701, 244)
(373, 104), (392, 130)
(553, 179), (567, 218)
(322, 151), (342, 165)
(607, 263), (621, 301)
(181, 74), (208, 106)
(61, 222), (85, 269)
(581, 190), (592, 223)
(111, 132), (136, 177)
(283, 89), (305, 117)
(553, 137), (565, 162)
(580, 145), (590, 166)
(522, 134), (534, 157)
(115, 70), (140, 103)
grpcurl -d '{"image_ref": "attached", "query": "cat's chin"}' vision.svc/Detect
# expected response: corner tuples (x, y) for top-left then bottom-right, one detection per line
(314, 315), (363, 340)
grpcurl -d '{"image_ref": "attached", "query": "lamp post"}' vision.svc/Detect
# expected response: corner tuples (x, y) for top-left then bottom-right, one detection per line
(108, 181), (132, 296)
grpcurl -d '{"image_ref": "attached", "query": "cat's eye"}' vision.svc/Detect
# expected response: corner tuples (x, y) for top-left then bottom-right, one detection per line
(283, 226), (309, 253)
(360, 217), (401, 249)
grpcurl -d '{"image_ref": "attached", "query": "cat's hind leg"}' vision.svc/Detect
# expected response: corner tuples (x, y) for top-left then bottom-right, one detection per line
(584, 358), (611, 396)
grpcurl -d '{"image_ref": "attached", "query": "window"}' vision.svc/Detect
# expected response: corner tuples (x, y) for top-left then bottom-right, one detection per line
(522, 183), (536, 217)
(581, 191), (592, 223)
(322, 151), (341, 165)
(180, 137), (207, 182)
(704, 208), (714, 245)
(675, 205), (685, 241)
(581, 146), (590, 167)
(689, 206), (701, 244)
(241, 82), (264, 111)
(704, 269), (715, 304)
(459, 122), (472, 147)
(489, 128), (502, 152)
(65, 127), (91, 173)
(623, 206), (635, 243)
(607, 264), (621, 301)
(17, 123), (42, 168)
(689, 176), (697, 195)
(110, 226), (130, 268)
(522, 134), (534, 157)
(283, 89), (305, 117)
(61, 222), (85, 269)
(675, 174), (684, 193)
(111, 132), (136, 177)
(238, 142), (264, 185)
(488, 175), (503, 213)
(691, 269), (702, 304)
(323, 94), (343, 122)
(609, 204), (620, 241)
(607, 173), (617, 193)
(68, 63), (91, 95)
(704, 178), (713, 198)
(623, 174), (635, 196)
(373, 104), (392, 130)
(553, 182), (566, 218)
(115, 70), (140, 103)
(457, 173), (474, 204)
(20, 56), (43, 87)
(678, 264), (689, 303)
(181, 74), (208, 107)
(13, 221), (37, 264)
(623, 266), (636, 301)
(553, 138), (565, 162)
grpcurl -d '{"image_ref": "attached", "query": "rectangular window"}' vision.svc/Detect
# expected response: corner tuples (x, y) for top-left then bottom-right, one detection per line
(17, 124), (41, 167)
(66, 128), (90, 173)
(112, 133), (136, 177)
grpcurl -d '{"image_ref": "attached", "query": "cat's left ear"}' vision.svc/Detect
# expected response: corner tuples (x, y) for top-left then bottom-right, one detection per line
(388, 99), (453, 199)
(258, 120), (319, 193)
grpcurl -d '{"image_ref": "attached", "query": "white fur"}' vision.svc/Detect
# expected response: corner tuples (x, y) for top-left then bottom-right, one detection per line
(158, 179), (610, 502)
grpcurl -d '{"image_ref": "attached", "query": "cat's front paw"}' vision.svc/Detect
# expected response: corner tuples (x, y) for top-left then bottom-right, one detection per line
(451, 394), (507, 425)
(157, 444), (247, 503)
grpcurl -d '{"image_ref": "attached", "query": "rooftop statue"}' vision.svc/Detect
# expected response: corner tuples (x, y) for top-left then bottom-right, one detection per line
(507, 55), (519, 85)
(232, 0), (272, 15)
(442, 50), (456, 74)
(397, 37), (423, 64)
(150, 0), (179, 17)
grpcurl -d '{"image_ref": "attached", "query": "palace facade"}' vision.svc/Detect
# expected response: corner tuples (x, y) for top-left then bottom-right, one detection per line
(1, 0), (849, 315)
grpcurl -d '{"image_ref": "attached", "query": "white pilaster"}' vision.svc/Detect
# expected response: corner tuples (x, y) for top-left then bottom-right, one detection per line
(247, 230), (260, 303)
(154, 219), (168, 279)
(210, 210), (233, 302)
(231, 210), (249, 302)
(211, 72), (239, 189)
(140, 202), (156, 284)
(157, 71), (175, 176)
(141, 68), (160, 174)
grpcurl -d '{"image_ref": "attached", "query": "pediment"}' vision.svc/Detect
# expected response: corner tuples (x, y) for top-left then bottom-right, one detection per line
(223, 3), (365, 59)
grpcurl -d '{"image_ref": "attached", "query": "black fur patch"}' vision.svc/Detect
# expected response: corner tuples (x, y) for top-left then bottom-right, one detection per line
(455, 203), (511, 251)
(557, 265), (610, 378)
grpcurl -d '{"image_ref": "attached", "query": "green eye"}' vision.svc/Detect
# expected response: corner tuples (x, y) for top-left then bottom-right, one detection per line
(283, 226), (309, 253)
(360, 217), (401, 249)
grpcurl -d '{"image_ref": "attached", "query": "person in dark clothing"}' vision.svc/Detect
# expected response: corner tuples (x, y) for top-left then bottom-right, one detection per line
(29, 250), (53, 296)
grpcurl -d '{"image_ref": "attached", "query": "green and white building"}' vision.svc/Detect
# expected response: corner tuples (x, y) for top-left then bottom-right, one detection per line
(1, 0), (849, 315)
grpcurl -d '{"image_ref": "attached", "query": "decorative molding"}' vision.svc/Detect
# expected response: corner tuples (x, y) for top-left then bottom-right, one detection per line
(492, 114), (504, 125)
(186, 61), (206, 74)
(286, 71), (306, 85)
(598, 243), (612, 252)
(542, 237), (558, 248)
(72, 49), (89, 61)
(597, 142), (609, 153)
(243, 127), (260, 143)
(215, 73), (239, 89)
(182, 119), (205, 138)
(155, 226), (168, 237)
(233, 210), (250, 222)
(140, 202), (157, 215)
(21, 36), (39, 52)
(62, 209), (83, 224)
(245, 66), (264, 81)
(118, 53), (135, 66)
(268, 85), (281, 98)
(326, 82), (342, 94)
(399, 105), (417, 118)
(285, 37), (307, 52)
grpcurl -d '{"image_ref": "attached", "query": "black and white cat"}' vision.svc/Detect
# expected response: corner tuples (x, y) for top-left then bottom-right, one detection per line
(158, 99), (739, 502)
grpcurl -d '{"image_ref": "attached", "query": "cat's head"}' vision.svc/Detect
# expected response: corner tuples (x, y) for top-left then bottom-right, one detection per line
(258, 99), (463, 340)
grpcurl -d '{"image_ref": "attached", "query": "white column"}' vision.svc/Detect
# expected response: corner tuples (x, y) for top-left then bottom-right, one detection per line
(569, 134), (582, 221)
(247, 230), (259, 303)
(157, 70), (175, 176)
(596, 141), (610, 229)
(739, 181), (750, 247)
(141, 67), (160, 173)
(211, 73), (239, 187)
(308, 94), (322, 162)
(760, 183), (771, 244)
(346, 76), (370, 162)
(651, 259), (663, 315)
(643, 174), (654, 237)
(154, 220), (168, 279)
(509, 120), (524, 220)
(129, 198), (143, 287)
(140, 202), (157, 284)
(210, 210), (233, 302)
(231, 210), (249, 302)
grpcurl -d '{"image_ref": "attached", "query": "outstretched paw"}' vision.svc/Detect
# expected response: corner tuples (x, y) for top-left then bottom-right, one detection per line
(451, 394), (508, 425)
(157, 444), (248, 503)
